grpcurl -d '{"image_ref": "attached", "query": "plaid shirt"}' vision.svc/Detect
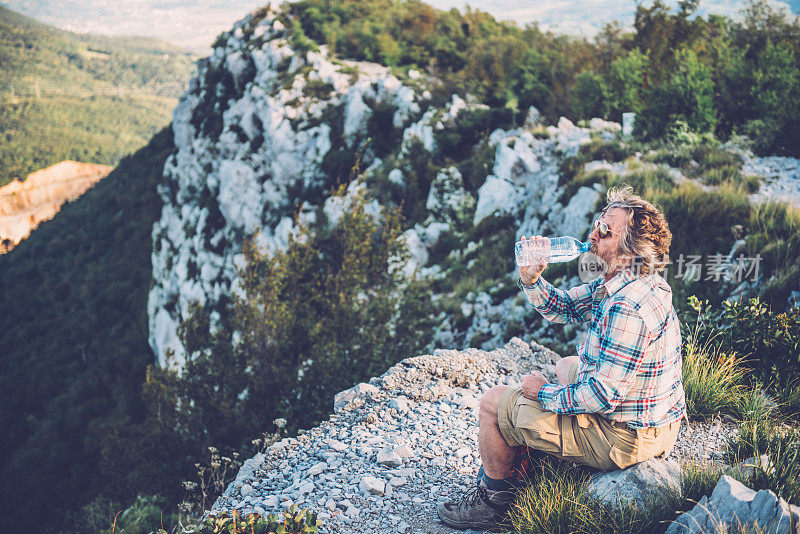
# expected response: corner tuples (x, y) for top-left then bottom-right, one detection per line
(520, 269), (686, 428)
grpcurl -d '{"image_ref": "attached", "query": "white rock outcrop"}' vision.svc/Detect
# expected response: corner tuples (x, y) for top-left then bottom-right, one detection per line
(147, 5), (425, 368)
(146, 3), (624, 369)
(667, 475), (800, 534)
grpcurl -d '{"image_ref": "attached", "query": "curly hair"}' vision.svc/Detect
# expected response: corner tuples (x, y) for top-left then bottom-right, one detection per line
(602, 187), (672, 276)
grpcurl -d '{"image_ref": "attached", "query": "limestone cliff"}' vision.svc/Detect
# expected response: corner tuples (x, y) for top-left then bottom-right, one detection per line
(147, 3), (620, 369)
(0, 161), (113, 253)
(149, 2), (793, 371)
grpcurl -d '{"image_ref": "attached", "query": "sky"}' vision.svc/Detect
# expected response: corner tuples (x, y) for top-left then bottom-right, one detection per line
(2, 0), (798, 53)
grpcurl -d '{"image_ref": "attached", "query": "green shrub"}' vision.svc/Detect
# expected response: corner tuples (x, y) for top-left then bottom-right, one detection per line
(650, 182), (750, 263)
(366, 99), (401, 157)
(457, 140), (495, 194)
(703, 164), (740, 186)
(612, 166), (675, 193)
(570, 70), (607, 120)
(194, 506), (320, 534)
(302, 79), (334, 99)
(687, 297), (800, 395)
(580, 138), (632, 163)
(692, 144), (742, 174)
(743, 202), (800, 307)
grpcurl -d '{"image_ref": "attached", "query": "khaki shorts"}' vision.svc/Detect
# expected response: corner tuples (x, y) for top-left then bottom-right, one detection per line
(497, 364), (680, 471)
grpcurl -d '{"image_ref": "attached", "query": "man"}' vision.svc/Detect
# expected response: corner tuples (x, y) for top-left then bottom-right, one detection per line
(438, 187), (686, 531)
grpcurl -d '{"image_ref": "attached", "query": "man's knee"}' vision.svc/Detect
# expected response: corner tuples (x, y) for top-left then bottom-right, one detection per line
(479, 385), (507, 422)
(556, 356), (579, 385)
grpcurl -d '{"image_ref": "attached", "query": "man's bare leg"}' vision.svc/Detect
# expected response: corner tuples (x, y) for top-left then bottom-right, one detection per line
(478, 385), (518, 479)
(556, 356), (580, 385)
(438, 383), (517, 528)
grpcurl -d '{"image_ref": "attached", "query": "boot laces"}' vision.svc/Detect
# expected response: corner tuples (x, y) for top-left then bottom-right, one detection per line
(456, 484), (489, 511)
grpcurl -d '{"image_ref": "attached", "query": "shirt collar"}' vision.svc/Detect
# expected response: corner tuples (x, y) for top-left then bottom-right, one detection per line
(602, 268), (637, 297)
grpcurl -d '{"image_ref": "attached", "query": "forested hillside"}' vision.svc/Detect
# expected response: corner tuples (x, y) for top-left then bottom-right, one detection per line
(0, 6), (195, 186)
(284, 0), (800, 155)
(0, 129), (172, 531)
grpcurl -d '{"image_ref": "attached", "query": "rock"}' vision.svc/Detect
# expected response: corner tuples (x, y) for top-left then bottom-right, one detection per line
(667, 475), (800, 534)
(388, 168), (404, 186)
(324, 438), (348, 452)
(359, 476), (385, 496)
(240, 484), (253, 497)
(307, 461), (327, 476)
(550, 185), (600, 239)
(262, 495), (279, 508)
(394, 228), (428, 277)
(525, 106), (542, 128)
(455, 447), (471, 459)
(394, 445), (414, 458)
(334, 382), (379, 413)
(425, 166), (474, 227)
(377, 446), (403, 467)
(453, 393), (479, 410)
(587, 459), (681, 511)
(588, 117), (621, 133)
(388, 396), (409, 412)
(473, 175), (514, 225)
(0, 161), (113, 254)
(727, 455), (774, 481)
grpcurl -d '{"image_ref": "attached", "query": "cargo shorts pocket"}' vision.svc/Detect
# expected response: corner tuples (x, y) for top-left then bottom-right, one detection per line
(609, 444), (639, 469)
(513, 399), (563, 454)
(560, 414), (592, 457)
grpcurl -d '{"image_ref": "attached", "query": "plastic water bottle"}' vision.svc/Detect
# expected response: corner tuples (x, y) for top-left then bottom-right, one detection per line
(514, 236), (590, 266)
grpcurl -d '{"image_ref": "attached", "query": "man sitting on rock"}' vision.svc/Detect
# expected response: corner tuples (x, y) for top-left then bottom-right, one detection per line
(438, 187), (686, 531)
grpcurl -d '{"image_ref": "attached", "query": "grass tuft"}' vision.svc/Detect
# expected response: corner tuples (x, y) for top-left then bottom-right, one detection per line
(682, 335), (747, 420)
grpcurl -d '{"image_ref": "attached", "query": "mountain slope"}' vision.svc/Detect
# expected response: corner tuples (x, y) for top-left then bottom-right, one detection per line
(0, 128), (172, 531)
(0, 5), (195, 186)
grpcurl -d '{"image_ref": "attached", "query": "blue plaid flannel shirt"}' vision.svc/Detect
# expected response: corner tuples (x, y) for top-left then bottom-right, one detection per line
(520, 269), (686, 428)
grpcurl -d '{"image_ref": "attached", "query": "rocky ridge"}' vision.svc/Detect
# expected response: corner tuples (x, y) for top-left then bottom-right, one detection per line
(209, 338), (743, 533)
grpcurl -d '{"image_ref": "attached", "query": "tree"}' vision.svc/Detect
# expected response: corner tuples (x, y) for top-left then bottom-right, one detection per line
(670, 48), (716, 133)
(570, 70), (607, 120)
(602, 49), (648, 121)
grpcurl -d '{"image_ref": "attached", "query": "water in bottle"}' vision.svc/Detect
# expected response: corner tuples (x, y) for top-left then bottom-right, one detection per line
(514, 236), (590, 266)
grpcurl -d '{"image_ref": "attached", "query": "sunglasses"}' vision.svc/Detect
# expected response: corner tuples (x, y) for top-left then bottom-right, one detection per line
(592, 219), (613, 239)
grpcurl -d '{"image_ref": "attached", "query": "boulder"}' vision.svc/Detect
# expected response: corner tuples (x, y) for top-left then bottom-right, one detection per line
(473, 175), (514, 226)
(666, 475), (800, 534)
(360, 475), (386, 496)
(334, 382), (380, 413)
(587, 458), (681, 511)
(376, 446), (403, 467)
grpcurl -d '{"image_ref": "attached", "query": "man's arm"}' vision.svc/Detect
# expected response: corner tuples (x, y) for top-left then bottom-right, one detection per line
(534, 301), (651, 414)
(517, 236), (597, 324)
(520, 276), (599, 324)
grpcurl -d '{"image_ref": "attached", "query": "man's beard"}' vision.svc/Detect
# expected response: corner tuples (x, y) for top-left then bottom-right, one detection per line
(591, 242), (626, 276)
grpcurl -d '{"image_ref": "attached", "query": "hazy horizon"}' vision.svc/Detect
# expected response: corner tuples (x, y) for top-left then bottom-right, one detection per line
(2, 0), (798, 54)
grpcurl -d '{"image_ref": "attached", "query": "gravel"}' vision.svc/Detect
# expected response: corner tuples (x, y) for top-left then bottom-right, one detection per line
(208, 338), (738, 533)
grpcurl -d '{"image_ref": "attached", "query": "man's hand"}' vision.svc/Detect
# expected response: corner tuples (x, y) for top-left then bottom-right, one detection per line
(519, 236), (549, 285)
(521, 371), (548, 401)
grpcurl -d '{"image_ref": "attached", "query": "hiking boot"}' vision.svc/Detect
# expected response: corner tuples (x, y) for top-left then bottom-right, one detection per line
(437, 480), (515, 531)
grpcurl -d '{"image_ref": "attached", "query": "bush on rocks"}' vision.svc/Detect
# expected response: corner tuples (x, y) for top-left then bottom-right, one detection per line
(192, 507), (320, 534)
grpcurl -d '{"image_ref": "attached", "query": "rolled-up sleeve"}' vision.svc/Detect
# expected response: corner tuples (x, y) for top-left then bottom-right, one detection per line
(521, 277), (599, 324)
(537, 301), (651, 414)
